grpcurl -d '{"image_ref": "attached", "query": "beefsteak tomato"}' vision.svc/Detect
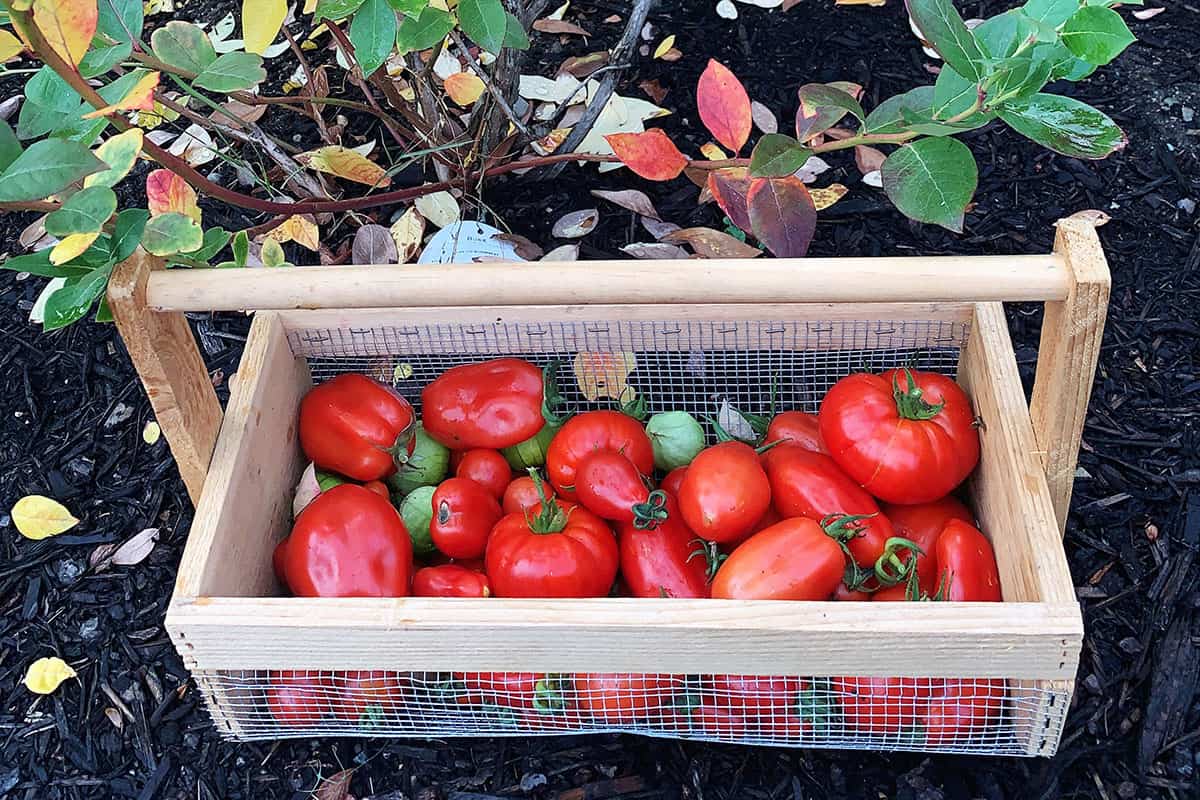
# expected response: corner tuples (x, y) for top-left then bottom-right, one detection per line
(546, 410), (655, 501)
(422, 358), (546, 449)
(501, 474), (552, 515)
(677, 441), (771, 544)
(298, 373), (415, 481)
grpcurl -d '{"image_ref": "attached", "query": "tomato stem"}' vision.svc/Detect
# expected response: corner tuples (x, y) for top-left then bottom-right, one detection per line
(892, 368), (944, 421)
(873, 536), (925, 587)
(532, 675), (570, 713)
(541, 360), (572, 426)
(631, 489), (670, 530)
(524, 469), (567, 534)
(688, 538), (727, 582)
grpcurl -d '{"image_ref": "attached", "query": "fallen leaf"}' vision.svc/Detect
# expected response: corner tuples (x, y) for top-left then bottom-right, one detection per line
(541, 244), (580, 261)
(444, 72), (485, 105)
(795, 155), (831, 184)
(353, 224), (398, 264)
(533, 19), (591, 36)
(716, 0), (738, 20)
(548, 2), (569, 21)
(1133, 7), (1164, 20)
(166, 124), (218, 167)
(299, 146), (390, 188)
(559, 51), (608, 79)
(590, 189), (659, 219)
(531, 127), (571, 156)
(32, 0), (96, 67)
(751, 100), (778, 134)
(23, 657), (76, 695)
(700, 142), (728, 161)
(659, 47), (682, 62)
(862, 169), (882, 188)
(606, 129), (688, 181)
(266, 215), (320, 251)
(707, 167), (754, 233)
(854, 145), (886, 176)
(810, 182), (849, 210)
(390, 207), (425, 262)
(717, 399), (757, 441)
(697, 60), (752, 152)
(747, 175), (816, 258)
(621, 242), (690, 259)
(1062, 209), (1111, 227)
(575, 352), (637, 402)
(414, 191), (460, 228)
(12, 495), (79, 540)
(519, 73), (583, 104)
(664, 227), (762, 259)
(653, 34), (676, 60)
(552, 208), (600, 238)
(293, 463), (321, 517)
(146, 169), (201, 223)
(243, 0), (287, 55)
(495, 233), (544, 260)
(314, 769), (353, 800)
(110, 528), (160, 566)
(142, 420), (161, 444)
(783, 0), (803, 9)
(638, 79), (668, 104)
(641, 216), (681, 240)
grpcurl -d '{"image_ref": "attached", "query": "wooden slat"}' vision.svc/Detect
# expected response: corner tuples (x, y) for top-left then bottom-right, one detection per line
(145, 255), (1071, 312)
(1030, 219), (1111, 534)
(172, 312), (310, 601)
(166, 597), (1081, 678)
(107, 250), (222, 504)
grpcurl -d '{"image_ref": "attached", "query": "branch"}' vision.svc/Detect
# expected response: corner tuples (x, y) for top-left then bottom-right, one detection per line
(448, 29), (532, 140)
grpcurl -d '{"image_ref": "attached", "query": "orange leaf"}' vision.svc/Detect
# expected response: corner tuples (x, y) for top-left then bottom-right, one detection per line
(146, 169), (201, 223)
(298, 146), (391, 188)
(32, 0), (97, 68)
(266, 214), (320, 251)
(574, 352), (638, 402)
(82, 71), (160, 119)
(444, 72), (485, 106)
(696, 59), (751, 154)
(747, 176), (816, 258)
(605, 129), (688, 182)
(663, 227), (762, 259)
(706, 167), (752, 233)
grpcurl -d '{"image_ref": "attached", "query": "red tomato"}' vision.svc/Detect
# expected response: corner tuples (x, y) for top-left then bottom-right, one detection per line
(765, 411), (826, 453)
(430, 477), (503, 559)
(677, 442), (771, 544)
(423, 551), (485, 572)
(819, 369), (980, 504)
(457, 672), (567, 711)
(363, 479), (391, 499)
(871, 583), (913, 602)
(266, 670), (330, 726)
(680, 703), (749, 737)
(833, 584), (873, 601)
(449, 450), (467, 472)
(412, 564), (490, 597)
(660, 466), (687, 495)
(456, 449), (513, 498)
(704, 675), (802, 710)
(486, 500), (618, 597)
(299, 373), (415, 481)
(879, 496), (973, 593)
(618, 495), (710, 598)
(711, 518), (846, 601)
(276, 484), (412, 597)
(546, 411), (654, 501)
(573, 673), (680, 724)
(921, 679), (1006, 746)
(576, 449), (668, 527)
(762, 445), (895, 568)
(335, 670), (408, 719)
(834, 676), (927, 734)
(759, 713), (811, 739)
(422, 358), (545, 450)
(936, 519), (1002, 601)
(501, 475), (552, 515)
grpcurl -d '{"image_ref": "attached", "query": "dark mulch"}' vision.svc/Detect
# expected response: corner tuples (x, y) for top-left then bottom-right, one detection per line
(2, 2), (1198, 799)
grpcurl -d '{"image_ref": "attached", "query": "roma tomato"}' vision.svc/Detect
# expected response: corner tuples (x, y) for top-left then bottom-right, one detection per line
(486, 499), (618, 598)
(412, 564), (490, 597)
(576, 450), (668, 527)
(363, 479), (390, 499)
(456, 449), (513, 498)
(299, 373), (415, 481)
(335, 671), (407, 719)
(277, 484), (412, 597)
(677, 703), (748, 737)
(660, 466), (687, 496)
(703, 675), (802, 710)
(572, 673), (680, 724)
(422, 358), (546, 449)
(711, 518), (845, 601)
(935, 519), (1002, 601)
(677, 441), (771, 544)
(922, 679), (1006, 746)
(456, 672), (567, 712)
(546, 411), (654, 501)
(819, 369), (980, 504)
(501, 475), (552, 515)
(764, 411), (826, 453)
(430, 477), (503, 559)
(834, 676), (927, 734)
(266, 670), (330, 726)
(618, 495), (710, 599)
(879, 496), (973, 593)
(762, 446), (895, 568)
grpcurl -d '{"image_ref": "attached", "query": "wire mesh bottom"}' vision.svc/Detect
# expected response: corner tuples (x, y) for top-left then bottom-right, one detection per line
(195, 671), (1068, 755)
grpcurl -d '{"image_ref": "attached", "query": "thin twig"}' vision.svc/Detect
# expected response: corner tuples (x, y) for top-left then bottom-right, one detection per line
(324, 20), (412, 148)
(448, 29), (532, 140)
(281, 25), (334, 145)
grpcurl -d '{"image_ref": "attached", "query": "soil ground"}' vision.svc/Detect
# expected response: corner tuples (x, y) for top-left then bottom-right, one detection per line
(1, 2), (1198, 799)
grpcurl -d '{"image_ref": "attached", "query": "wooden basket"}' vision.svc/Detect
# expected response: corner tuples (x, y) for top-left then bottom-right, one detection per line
(109, 218), (1109, 755)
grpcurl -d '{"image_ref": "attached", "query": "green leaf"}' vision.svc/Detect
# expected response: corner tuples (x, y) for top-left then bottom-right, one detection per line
(18, 68), (83, 140)
(905, 0), (986, 81)
(1021, 0), (1078, 28)
(973, 9), (1038, 58)
(261, 238), (288, 267)
(95, 295), (113, 323)
(932, 67), (977, 120)
(142, 212), (204, 256)
(865, 86), (991, 137)
(315, 0), (366, 21)
(193, 52), (267, 92)
(0, 120), (21, 173)
(45, 187), (118, 237)
(396, 5), (453, 52)
(43, 267), (112, 331)
(502, 11), (530, 50)
(881, 137), (978, 232)
(458, 0), (507, 54)
(79, 40), (132, 78)
(150, 20), (217, 74)
(387, 0), (428, 15)
(350, 0), (397, 77)
(798, 83), (865, 123)
(98, 0), (144, 44)
(1061, 6), (1135, 66)
(232, 230), (250, 266)
(1, 249), (92, 278)
(189, 227), (232, 262)
(0, 139), (105, 202)
(110, 208), (149, 262)
(998, 92), (1126, 159)
(749, 134), (812, 178)
(988, 55), (1052, 102)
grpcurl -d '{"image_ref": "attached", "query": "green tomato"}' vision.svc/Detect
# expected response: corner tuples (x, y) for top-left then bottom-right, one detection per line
(500, 423), (560, 470)
(646, 411), (705, 471)
(399, 485), (437, 557)
(315, 469), (348, 492)
(387, 423), (450, 496)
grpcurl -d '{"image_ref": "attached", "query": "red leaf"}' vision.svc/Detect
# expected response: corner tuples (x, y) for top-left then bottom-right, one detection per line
(706, 167), (752, 233)
(747, 176), (816, 258)
(606, 129), (688, 181)
(696, 60), (752, 153)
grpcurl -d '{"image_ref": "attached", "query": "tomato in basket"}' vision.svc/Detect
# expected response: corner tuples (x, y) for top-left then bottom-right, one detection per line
(298, 373), (415, 482)
(618, 494), (710, 599)
(879, 496), (974, 595)
(704, 675), (803, 710)
(456, 672), (568, 712)
(710, 517), (845, 601)
(546, 411), (655, 501)
(677, 441), (771, 544)
(764, 411), (826, 453)
(935, 519), (1003, 602)
(501, 474), (553, 514)
(429, 477), (503, 560)
(674, 702), (749, 737)
(819, 369), (980, 504)
(921, 678), (1006, 746)
(834, 676), (930, 735)
(572, 673), (681, 724)
(455, 449), (513, 498)
(576, 450), (670, 528)
(335, 670), (408, 719)
(412, 564), (490, 597)
(266, 670), (331, 726)
(659, 466), (687, 496)
(422, 358), (547, 450)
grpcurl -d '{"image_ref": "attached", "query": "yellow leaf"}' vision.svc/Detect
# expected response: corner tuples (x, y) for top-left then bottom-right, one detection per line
(0, 28), (26, 61)
(85, 128), (145, 188)
(23, 657), (76, 695)
(143, 0), (175, 15)
(243, 0), (287, 56)
(10, 0), (33, 11)
(444, 72), (485, 106)
(32, 0), (97, 68)
(303, 0), (317, 12)
(134, 97), (184, 129)
(653, 34), (675, 60)
(390, 206), (425, 262)
(574, 352), (637, 402)
(298, 146), (391, 188)
(393, 363), (414, 382)
(82, 70), (159, 119)
(50, 231), (100, 265)
(12, 495), (79, 540)
(142, 420), (161, 444)
(266, 214), (320, 251)
(811, 182), (849, 211)
(699, 142), (727, 161)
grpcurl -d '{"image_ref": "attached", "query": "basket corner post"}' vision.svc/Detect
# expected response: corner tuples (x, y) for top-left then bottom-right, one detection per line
(1030, 219), (1112, 536)
(108, 249), (223, 505)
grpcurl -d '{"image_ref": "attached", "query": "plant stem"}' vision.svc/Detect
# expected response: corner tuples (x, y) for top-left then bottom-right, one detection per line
(448, 29), (532, 140)
(941, 94), (984, 125)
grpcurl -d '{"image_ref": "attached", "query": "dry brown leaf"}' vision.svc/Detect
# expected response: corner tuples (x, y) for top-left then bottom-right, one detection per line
(590, 189), (660, 219)
(663, 228), (762, 259)
(621, 242), (690, 259)
(266, 215), (320, 251)
(558, 51), (608, 78)
(641, 216), (681, 240)
(551, 208), (600, 238)
(638, 79), (668, 104)
(390, 207), (425, 262)
(659, 47), (683, 62)
(854, 145), (886, 175)
(314, 769), (353, 800)
(353, 224), (398, 264)
(783, 0), (804, 9)
(810, 183), (849, 211)
(605, 14), (621, 23)
(213, 99), (267, 128)
(541, 244), (580, 261)
(110, 528), (159, 567)
(1062, 209), (1111, 227)
(574, 352), (637, 402)
(534, 18), (591, 36)
(495, 233), (544, 260)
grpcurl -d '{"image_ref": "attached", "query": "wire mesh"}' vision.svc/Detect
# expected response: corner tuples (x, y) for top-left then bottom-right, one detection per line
(195, 670), (1068, 755)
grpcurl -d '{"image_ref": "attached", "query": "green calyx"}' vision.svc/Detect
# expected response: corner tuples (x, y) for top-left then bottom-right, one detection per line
(687, 537), (726, 583)
(631, 489), (670, 530)
(524, 468), (566, 534)
(531, 674), (569, 713)
(892, 368), (944, 421)
(541, 359), (572, 426)
(873, 536), (925, 587)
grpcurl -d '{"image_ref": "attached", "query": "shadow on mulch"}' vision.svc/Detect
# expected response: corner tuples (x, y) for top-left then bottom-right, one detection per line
(1, 2), (1198, 799)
